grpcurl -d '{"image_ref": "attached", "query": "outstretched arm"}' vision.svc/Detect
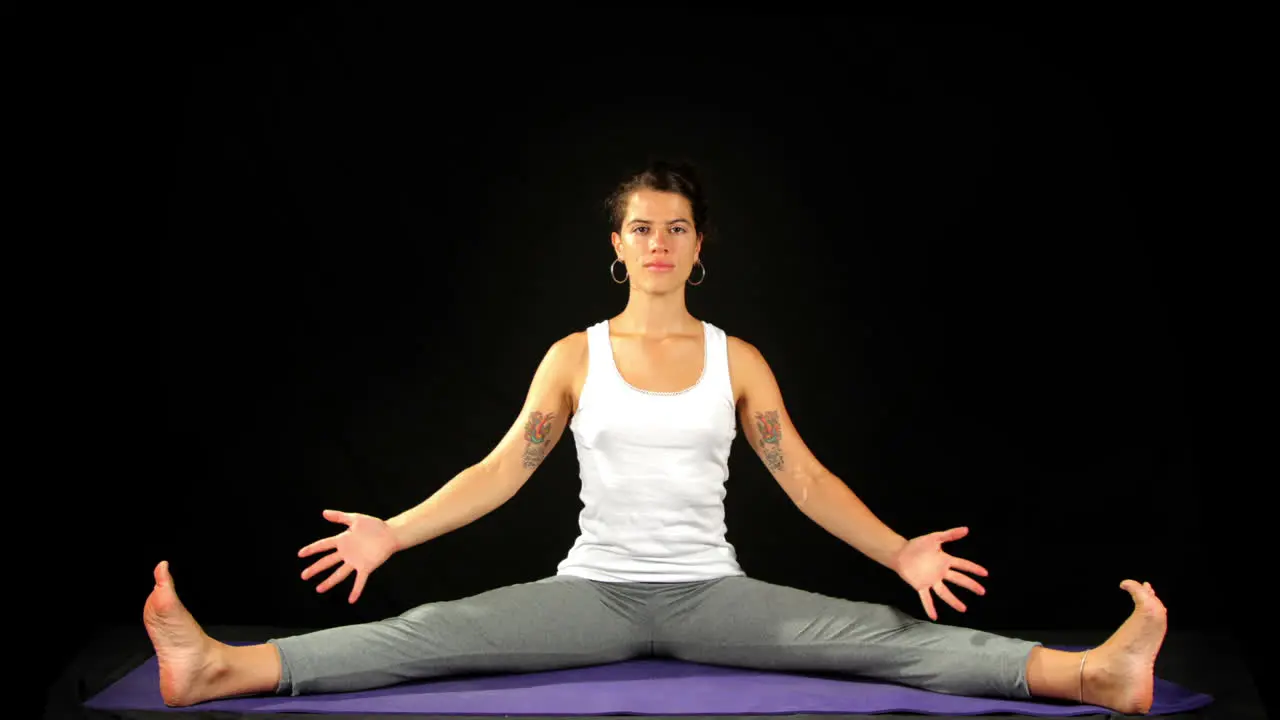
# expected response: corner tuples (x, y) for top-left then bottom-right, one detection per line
(730, 337), (990, 620)
(729, 337), (908, 571)
(385, 333), (579, 551)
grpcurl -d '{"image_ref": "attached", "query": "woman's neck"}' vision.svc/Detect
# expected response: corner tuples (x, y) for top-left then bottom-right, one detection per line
(612, 288), (698, 338)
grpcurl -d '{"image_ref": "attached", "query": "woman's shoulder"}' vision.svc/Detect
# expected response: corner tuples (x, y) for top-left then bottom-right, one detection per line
(707, 322), (761, 359)
(547, 328), (590, 361)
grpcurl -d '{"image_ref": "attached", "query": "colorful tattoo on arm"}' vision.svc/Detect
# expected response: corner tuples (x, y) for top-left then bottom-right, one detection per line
(754, 410), (784, 472)
(521, 411), (557, 469)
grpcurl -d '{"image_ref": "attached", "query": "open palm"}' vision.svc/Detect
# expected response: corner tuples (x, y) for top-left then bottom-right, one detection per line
(298, 509), (398, 604)
(893, 526), (988, 621)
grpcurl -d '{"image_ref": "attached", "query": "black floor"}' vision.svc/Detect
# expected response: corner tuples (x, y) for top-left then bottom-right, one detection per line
(43, 625), (1267, 720)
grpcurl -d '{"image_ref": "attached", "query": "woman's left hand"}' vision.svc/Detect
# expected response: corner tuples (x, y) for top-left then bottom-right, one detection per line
(891, 526), (988, 620)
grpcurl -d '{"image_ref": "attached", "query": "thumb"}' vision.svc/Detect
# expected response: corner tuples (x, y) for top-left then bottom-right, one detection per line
(323, 509), (352, 525)
(937, 526), (969, 542)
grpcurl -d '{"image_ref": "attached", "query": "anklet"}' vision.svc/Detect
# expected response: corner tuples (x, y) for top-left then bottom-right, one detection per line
(1078, 649), (1089, 704)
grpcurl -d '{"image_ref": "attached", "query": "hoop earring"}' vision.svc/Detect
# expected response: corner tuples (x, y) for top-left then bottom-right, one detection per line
(687, 259), (706, 286)
(611, 258), (628, 284)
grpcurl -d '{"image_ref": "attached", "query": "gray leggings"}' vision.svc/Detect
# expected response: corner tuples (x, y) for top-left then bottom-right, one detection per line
(269, 575), (1042, 699)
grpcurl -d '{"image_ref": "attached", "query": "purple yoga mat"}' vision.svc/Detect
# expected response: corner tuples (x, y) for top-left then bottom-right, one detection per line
(85, 647), (1213, 716)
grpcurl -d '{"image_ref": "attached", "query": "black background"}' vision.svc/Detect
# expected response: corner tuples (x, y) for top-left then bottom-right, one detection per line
(15, 6), (1265, 708)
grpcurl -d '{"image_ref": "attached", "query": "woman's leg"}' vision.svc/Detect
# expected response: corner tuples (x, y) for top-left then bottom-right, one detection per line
(653, 576), (1039, 699)
(143, 561), (646, 707)
(652, 576), (1166, 713)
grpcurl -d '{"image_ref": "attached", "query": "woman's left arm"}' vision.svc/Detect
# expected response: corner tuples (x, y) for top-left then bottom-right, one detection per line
(728, 336), (909, 572)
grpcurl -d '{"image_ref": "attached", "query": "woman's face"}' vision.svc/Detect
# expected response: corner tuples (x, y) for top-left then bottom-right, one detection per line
(612, 190), (702, 293)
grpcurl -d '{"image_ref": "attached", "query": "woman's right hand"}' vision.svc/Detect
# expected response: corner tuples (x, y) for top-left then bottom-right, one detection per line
(298, 509), (398, 603)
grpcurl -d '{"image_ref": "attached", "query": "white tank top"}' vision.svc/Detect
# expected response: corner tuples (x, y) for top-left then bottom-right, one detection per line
(556, 318), (746, 582)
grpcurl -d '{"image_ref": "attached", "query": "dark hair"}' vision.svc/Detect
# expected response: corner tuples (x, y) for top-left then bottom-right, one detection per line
(606, 160), (710, 239)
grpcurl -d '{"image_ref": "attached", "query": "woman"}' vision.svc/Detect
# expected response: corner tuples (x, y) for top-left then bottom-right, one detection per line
(143, 161), (1167, 714)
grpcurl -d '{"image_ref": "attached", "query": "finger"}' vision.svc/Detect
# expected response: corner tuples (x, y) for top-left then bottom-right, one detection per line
(945, 569), (986, 596)
(934, 526), (969, 542)
(316, 563), (353, 593)
(301, 551), (342, 581)
(349, 571), (368, 604)
(1120, 579), (1155, 599)
(323, 509), (352, 525)
(918, 588), (938, 621)
(298, 537), (337, 558)
(950, 556), (989, 577)
(935, 581), (967, 613)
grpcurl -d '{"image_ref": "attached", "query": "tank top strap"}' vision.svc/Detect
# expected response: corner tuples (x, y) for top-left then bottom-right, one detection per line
(579, 319), (617, 406)
(584, 319), (606, 356)
(698, 321), (736, 409)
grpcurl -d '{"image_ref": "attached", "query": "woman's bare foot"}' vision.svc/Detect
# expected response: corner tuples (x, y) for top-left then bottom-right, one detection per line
(1083, 580), (1168, 714)
(142, 561), (228, 707)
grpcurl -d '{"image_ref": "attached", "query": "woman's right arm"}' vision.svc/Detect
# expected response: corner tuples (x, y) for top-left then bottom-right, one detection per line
(385, 332), (582, 552)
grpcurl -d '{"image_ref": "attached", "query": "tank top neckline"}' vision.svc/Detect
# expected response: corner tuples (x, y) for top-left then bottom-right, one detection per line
(602, 318), (710, 397)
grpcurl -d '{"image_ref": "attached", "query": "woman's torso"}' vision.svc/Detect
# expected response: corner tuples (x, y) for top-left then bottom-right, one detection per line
(555, 316), (747, 582)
